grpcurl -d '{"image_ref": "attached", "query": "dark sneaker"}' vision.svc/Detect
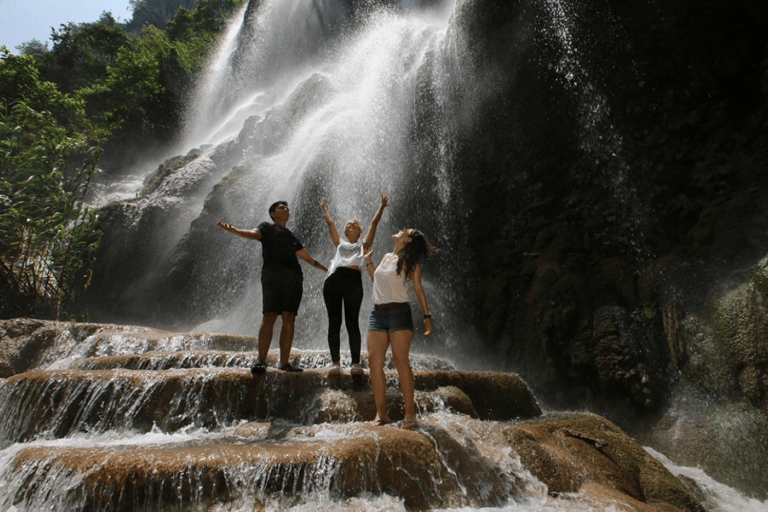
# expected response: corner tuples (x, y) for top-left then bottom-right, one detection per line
(280, 362), (303, 372)
(251, 360), (267, 375)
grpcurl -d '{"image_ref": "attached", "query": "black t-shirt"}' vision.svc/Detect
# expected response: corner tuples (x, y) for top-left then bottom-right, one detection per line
(257, 222), (304, 274)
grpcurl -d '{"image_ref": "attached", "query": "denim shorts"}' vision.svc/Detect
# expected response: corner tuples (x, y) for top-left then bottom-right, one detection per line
(367, 303), (413, 333)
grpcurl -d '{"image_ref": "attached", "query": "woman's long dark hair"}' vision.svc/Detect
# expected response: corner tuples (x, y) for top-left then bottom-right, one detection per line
(396, 229), (440, 280)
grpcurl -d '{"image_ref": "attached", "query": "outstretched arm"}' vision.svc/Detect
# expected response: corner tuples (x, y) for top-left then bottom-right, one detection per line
(217, 221), (261, 240)
(411, 263), (432, 336)
(363, 247), (376, 282)
(320, 198), (341, 246)
(362, 193), (389, 250)
(296, 248), (328, 272)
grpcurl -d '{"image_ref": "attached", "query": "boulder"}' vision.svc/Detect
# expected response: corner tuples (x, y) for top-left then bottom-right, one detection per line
(6, 414), (704, 511)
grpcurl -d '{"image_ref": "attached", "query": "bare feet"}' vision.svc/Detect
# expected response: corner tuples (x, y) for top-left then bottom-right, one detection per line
(369, 416), (391, 427)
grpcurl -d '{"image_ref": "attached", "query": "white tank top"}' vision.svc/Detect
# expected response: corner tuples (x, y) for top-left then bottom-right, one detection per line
(326, 240), (365, 279)
(372, 253), (410, 304)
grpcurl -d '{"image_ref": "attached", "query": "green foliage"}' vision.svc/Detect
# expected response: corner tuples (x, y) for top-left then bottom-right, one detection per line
(15, 39), (49, 57)
(0, 49), (91, 134)
(0, 100), (102, 319)
(127, 0), (198, 33)
(78, 27), (169, 132)
(165, 0), (246, 72)
(167, 0), (243, 41)
(0, 0), (245, 319)
(42, 20), (135, 95)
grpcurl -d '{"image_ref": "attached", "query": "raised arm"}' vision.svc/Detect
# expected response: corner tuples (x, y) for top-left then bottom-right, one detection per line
(217, 221), (261, 240)
(320, 198), (341, 246)
(411, 262), (432, 336)
(363, 246), (376, 282)
(362, 193), (389, 250)
(296, 248), (328, 272)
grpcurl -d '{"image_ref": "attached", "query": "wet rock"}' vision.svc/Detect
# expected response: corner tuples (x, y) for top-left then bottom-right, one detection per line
(0, 318), (256, 377)
(0, 361), (541, 442)
(0, 318), (60, 377)
(81, 149), (229, 324)
(414, 370), (541, 419)
(637, 384), (768, 499)
(514, 413), (705, 511)
(0, 320), (705, 510)
(7, 413), (704, 511)
(683, 274), (768, 409)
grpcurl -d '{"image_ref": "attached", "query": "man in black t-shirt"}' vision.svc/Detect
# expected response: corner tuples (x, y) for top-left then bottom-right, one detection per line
(217, 201), (327, 374)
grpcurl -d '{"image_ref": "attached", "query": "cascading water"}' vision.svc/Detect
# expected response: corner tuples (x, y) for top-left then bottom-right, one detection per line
(181, 1), (250, 148)
(0, 320), (761, 510)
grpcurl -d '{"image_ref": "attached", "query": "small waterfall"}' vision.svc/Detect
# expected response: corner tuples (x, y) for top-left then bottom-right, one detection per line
(0, 320), (764, 510)
(182, 2), (250, 148)
(181, 0), (359, 149)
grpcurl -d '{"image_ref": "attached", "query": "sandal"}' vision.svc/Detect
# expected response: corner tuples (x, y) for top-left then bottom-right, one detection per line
(280, 362), (303, 372)
(251, 360), (267, 375)
(398, 419), (417, 431)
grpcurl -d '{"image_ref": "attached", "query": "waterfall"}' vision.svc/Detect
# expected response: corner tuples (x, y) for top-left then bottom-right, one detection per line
(129, 0), (479, 350)
(69, 0), (768, 507)
(181, 2), (250, 148)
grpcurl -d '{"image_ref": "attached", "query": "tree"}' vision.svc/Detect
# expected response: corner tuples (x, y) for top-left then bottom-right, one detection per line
(41, 19), (134, 95)
(15, 39), (49, 58)
(126, 0), (198, 33)
(0, 50), (102, 319)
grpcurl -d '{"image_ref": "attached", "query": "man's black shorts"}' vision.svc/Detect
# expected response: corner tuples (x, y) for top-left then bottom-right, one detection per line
(261, 266), (303, 314)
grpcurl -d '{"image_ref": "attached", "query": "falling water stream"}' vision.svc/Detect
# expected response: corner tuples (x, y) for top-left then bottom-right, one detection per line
(150, 0), (477, 347)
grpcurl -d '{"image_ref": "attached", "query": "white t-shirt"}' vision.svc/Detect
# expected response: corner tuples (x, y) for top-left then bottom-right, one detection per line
(326, 240), (365, 278)
(372, 253), (410, 304)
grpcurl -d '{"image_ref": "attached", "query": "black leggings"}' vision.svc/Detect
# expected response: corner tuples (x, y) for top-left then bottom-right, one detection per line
(323, 267), (364, 364)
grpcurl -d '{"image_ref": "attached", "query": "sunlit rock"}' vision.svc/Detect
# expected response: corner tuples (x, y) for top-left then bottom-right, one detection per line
(0, 318), (712, 510)
(0, 319), (256, 377)
(0, 353), (540, 443)
(4, 413), (704, 511)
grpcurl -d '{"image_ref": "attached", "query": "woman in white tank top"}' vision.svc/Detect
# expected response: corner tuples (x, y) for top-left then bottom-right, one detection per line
(320, 194), (389, 376)
(364, 227), (439, 430)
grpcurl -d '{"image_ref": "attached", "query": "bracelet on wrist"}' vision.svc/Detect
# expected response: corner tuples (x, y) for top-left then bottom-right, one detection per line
(423, 314), (431, 319)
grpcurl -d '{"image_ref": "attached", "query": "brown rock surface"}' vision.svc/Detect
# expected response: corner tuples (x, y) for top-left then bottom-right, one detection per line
(0, 365), (540, 442)
(513, 413), (705, 511)
(9, 414), (704, 511)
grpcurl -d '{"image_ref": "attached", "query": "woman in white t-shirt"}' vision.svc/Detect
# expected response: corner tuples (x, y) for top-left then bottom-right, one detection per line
(320, 194), (389, 376)
(364, 228), (439, 430)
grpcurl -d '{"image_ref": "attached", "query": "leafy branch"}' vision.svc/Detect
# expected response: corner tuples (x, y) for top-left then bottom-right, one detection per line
(0, 99), (102, 319)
